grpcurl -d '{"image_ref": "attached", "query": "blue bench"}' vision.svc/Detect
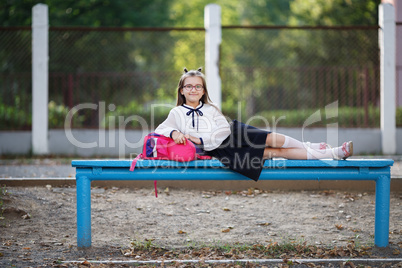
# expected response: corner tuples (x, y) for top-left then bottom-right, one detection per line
(72, 159), (394, 248)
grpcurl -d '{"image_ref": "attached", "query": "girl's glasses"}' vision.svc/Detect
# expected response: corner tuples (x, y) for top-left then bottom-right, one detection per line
(183, 84), (204, 91)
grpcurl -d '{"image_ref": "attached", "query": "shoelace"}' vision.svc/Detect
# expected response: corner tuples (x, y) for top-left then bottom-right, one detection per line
(182, 103), (204, 131)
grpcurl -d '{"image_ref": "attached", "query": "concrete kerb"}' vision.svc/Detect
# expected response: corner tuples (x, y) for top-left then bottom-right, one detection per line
(61, 258), (402, 266)
(1, 177), (402, 192)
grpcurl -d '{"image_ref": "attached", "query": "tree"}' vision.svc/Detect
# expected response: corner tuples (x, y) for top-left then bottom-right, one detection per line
(288, 0), (380, 26)
(1, 0), (173, 27)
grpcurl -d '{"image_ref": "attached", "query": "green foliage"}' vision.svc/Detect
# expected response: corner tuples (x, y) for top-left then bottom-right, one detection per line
(0, 0), (173, 27)
(397, 106), (402, 127)
(0, 0), (390, 131)
(3, 98), (402, 129)
(130, 239), (156, 251)
(102, 97), (175, 129)
(254, 106), (383, 128)
(48, 101), (85, 128)
(289, 0), (380, 26)
(0, 100), (88, 129)
(0, 101), (31, 130)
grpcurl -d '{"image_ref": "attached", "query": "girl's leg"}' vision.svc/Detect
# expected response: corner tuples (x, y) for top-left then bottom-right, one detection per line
(263, 147), (307, 159)
(266, 133), (328, 150)
(263, 142), (353, 160)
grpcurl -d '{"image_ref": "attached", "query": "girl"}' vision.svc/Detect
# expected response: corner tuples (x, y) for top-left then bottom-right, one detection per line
(155, 68), (353, 181)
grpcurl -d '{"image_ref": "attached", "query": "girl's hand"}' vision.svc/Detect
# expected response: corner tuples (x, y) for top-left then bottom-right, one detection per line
(184, 134), (202, 145)
(172, 131), (186, 144)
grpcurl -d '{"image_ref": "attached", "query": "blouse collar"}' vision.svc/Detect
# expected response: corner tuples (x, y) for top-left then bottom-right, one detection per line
(182, 101), (204, 110)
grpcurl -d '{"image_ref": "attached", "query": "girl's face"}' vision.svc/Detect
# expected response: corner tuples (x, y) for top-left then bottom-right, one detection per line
(180, 76), (205, 107)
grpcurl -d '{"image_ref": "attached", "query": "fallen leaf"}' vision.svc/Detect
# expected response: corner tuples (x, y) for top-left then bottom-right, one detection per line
(393, 249), (400, 255)
(335, 224), (344, 230)
(343, 261), (356, 268)
(81, 260), (91, 266)
(178, 230), (186, 234)
(221, 228), (230, 233)
(256, 221), (271, 226)
(223, 207), (231, 211)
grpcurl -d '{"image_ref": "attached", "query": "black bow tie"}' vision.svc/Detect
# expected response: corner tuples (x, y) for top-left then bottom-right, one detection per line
(182, 103), (204, 131)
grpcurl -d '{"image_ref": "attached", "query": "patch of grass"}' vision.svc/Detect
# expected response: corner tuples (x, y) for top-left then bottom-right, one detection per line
(130, 239), (157, 251)
(262, 241), (316, 258)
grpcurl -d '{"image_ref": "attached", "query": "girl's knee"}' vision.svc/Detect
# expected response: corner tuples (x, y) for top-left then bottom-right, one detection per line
(266, 133), (284, 148)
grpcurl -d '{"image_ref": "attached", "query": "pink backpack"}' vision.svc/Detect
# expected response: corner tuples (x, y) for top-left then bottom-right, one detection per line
(129, 132), (211, 172)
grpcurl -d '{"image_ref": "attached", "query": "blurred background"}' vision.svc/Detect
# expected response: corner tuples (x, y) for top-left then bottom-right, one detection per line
(1, 0), (396, 133)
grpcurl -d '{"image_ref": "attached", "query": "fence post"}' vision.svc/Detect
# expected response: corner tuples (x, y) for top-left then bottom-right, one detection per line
(204, 4), (222, 110)
(397, 0), (402, 108)
(32, 4), (49, 155)
(379, 3), (396, 155)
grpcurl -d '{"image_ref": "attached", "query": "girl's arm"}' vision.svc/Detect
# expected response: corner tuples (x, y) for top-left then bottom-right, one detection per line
(201, 107), (231, 151)
(156, 109), (201, 145)
(171, 132), (202, 145)
(154, 109), (180, 138)
(184, 134), (202, 145)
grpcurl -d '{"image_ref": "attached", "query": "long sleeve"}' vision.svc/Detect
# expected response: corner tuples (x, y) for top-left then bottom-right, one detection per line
(200, 107), (231, 151)
(154, 109), (180, 138)
(154, 103), (231, 151)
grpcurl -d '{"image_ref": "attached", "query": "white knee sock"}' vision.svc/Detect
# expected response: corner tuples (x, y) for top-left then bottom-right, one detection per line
(281, 135), (326, 150)
(281, 135), (303, 148)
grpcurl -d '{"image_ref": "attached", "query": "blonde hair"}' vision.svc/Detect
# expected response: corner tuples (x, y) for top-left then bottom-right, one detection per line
(176, 67), (213, 106)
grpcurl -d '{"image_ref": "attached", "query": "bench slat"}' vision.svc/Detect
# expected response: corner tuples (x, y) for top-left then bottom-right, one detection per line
(72, 159), (394, 168)
(74, 167), (390, 181)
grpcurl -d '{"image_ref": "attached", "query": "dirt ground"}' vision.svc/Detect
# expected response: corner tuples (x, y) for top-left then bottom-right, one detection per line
(0, 184), (401, 267)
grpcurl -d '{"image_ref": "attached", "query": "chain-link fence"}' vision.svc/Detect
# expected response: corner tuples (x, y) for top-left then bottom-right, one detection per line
(0, 27), (32, 130)
(47, 27), (205, 129)
(220, 26), (380, 128)
(0, 25), (388, 130)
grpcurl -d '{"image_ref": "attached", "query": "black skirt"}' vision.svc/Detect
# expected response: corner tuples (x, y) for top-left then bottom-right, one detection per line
(206, 120), (271, 181)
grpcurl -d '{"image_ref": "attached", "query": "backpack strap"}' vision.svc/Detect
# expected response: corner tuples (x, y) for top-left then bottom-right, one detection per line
(129, 153), (143, 171)
(196, 154), (212, 160)
(154, 180), (158, 198)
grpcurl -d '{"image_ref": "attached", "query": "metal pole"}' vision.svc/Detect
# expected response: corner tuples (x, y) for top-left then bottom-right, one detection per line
(76, 175), (92, 247)
(374, 174), (391, 247)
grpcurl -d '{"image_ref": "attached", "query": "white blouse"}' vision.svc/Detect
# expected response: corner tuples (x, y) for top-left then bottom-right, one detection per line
(154, 102), (231, 151)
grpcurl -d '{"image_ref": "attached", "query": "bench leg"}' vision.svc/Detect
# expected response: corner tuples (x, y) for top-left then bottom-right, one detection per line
(76, 175), (91, 248)
(374, 175), (391, 247)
